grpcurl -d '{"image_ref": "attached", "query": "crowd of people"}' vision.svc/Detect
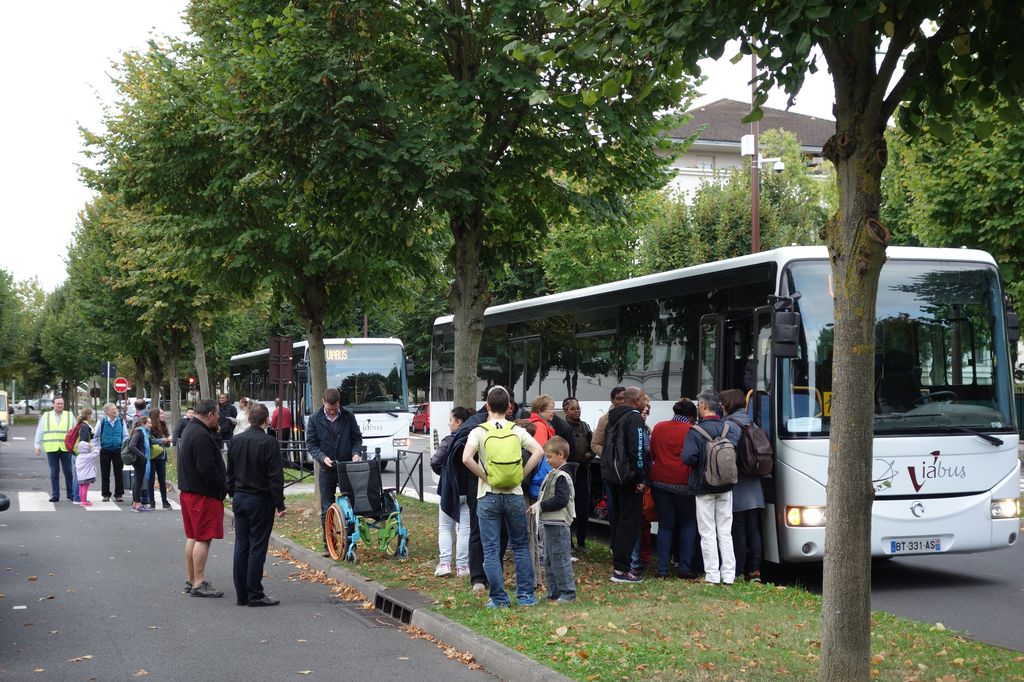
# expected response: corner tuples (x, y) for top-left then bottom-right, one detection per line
(425, 383), (767, 606)
(32, 395), (287, 607)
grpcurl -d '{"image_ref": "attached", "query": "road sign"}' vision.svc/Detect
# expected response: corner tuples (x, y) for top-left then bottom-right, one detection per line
(113, 377), (130, 393)
(99, 362), (116, 378)
(89, 386), (101, 399)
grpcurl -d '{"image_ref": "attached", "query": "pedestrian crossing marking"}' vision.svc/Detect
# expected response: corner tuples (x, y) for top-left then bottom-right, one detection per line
(18, 492), (56, 512)
(13, 493), (180, 512)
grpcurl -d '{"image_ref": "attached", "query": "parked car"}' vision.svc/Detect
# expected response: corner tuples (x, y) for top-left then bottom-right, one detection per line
(411, 403), (430, 434)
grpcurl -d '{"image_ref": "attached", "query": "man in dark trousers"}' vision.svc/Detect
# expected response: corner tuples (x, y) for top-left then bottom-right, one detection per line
(217, 393), (238, 451)
(602, 386), (650, 584)
(178, 398), (228, 598)
(306, 388), (363, 556)
(227, 403), (286, 606)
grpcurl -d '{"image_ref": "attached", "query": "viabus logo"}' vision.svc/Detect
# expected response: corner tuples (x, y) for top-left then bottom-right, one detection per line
(908, 451), (966, 493)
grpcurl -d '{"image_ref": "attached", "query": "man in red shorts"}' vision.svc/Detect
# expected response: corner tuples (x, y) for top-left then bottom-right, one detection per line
(177, 398), (228, 598)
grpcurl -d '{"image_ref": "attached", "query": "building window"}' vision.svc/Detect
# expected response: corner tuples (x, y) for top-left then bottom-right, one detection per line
(696, 155), (715, 170)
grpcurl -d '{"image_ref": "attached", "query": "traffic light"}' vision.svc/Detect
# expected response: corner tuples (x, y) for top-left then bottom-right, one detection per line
(188, 377), (196, 387)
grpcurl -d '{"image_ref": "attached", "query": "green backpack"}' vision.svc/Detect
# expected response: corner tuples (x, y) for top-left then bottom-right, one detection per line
(479, 421), (524, 490)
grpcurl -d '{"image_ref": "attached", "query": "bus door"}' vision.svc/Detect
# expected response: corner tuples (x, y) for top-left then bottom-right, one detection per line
(722, 313), (755, 394)
(509, 336), (542, 409)
(697, 314), (723, 393)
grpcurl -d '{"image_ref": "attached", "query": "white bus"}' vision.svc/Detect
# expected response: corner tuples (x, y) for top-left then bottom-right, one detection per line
(430, 246), (1021, 563)
(230, 337), (414, 461)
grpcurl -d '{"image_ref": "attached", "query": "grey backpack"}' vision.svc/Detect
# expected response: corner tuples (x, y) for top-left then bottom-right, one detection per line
(692, 422), (738, 488)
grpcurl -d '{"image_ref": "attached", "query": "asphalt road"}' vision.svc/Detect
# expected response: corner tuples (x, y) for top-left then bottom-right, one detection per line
(0, 424), (490, 681)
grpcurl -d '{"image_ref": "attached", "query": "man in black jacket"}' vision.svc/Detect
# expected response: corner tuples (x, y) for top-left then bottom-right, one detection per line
(178, 399), (228, 598)
(306, 388), (363, 556)
(227, 404), (286, 606)
(217, 393), (238, 450)
(602, 386), (649, 584)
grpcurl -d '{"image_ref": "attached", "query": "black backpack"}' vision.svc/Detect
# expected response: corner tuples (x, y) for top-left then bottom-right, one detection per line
(737, 423), (773, 477)
(599, 417), (637, 486)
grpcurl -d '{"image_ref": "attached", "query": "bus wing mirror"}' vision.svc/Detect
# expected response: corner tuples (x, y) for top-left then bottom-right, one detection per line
(406, 359), (415, 378)
(772, 311), (801, 359)
(1007, 310), (1019, 344)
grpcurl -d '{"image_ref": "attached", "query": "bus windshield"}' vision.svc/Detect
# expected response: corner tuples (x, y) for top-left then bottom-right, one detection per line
(324, 344), (408, 414)
(780, 260), (1015, 438)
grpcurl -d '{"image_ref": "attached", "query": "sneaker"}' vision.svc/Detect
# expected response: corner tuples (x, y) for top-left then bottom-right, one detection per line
(704, 576), (722, 585)
(471, 583), (486, 595)
(183, 581), (193, 594)
(80, 501), (93, 507)
(148, 503), (156, 510)
(555, 596), (576, 603)
(610, 571), (643, 584)
(102, 496), (111, 502)
(114, 497), (123, 503)
(456, 566), (470, 577)
(749, 570), (763, 584)
(162, 501), (172, 510)
(483, 600), (510, 609)
(434, 562), (452, 577)
(190, 581), (224, 598)
(517, 595), (538, 607)
(72, 500), (81, 505)
(677, 571), (698, 581)
(48, 496), (59, 503)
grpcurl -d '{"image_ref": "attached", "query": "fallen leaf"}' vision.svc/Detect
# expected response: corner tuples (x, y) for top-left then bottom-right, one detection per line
(555, 626), (568, 637)
(871, 653), (885, 664)
(48, 631), (58, 635)
(27, 576), (38, 582)
(296, 639), (307, 643)
(67, 655), (94, 663)
(952, 658), (964, 666)
(32, 669), (45, 673)
(934, 623), (946, 631)
(39, 595), (55, 601)
(297, 671), (312, 675)
(132, 670), (149, 677)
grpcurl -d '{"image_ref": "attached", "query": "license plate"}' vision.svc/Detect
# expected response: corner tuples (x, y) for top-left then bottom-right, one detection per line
(889, 537), (942, 554)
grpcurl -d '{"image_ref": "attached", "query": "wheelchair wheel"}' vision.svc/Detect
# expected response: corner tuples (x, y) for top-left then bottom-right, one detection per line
(324, 504), (348, 561)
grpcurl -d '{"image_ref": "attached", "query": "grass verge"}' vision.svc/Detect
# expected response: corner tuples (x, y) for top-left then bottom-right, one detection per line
(269, 493), (1024, 681)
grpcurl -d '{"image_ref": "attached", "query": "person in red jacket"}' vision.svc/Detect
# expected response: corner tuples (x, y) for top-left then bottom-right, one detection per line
(649, 398), (699, 579)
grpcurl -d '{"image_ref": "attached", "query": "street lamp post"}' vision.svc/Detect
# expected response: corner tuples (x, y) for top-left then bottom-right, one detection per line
(750, 54), (760, 254)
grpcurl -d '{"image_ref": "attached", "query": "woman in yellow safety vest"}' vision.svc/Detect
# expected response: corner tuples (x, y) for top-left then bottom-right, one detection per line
(34, 397), (75, 503)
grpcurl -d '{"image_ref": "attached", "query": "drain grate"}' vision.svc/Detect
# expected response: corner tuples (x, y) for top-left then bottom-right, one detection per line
(374, 589), (437, 625)
(336, 600), (396, 628)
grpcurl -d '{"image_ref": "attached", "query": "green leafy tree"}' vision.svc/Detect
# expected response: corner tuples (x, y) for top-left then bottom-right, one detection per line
(615, 2), (1024, 678)
(887, 102), (1024, 305)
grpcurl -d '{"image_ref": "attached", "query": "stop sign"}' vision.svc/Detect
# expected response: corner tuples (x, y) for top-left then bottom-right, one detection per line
(113, 377), (130, 393)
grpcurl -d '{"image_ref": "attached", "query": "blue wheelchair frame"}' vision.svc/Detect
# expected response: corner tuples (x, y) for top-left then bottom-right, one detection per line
(327, 459), (409, 563)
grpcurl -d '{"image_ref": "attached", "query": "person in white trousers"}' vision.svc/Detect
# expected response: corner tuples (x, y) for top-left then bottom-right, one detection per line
(682, 391), (738, 585)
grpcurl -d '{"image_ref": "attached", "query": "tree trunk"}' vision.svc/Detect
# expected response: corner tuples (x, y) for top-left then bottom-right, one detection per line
(166, 342), (182, 434)
(304, 315), (327, 513)
(818, 126), (889, 681)
(448, 211), (490, 410)
(189, 319), (212, 401)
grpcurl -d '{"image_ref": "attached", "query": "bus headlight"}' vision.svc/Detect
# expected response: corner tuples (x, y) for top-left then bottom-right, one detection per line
(786, 506), (827, 527)
(991, 498), (1020, 519)
(392, 437), (411, 448)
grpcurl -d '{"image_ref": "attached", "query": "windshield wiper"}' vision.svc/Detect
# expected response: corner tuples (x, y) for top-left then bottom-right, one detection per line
(931, 424), (1003, 446)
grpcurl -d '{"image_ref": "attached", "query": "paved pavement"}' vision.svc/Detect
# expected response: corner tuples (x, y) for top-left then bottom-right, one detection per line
(0, 425), (490, 681)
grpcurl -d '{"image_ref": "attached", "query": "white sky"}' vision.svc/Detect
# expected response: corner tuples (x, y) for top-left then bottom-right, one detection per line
(0, 14), (834, 293)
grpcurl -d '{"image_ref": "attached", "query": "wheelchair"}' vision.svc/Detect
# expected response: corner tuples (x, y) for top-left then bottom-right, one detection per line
(324, 458), (409, 563)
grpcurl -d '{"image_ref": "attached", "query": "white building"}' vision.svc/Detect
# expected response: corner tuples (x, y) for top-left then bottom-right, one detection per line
(664, 98), (836, 200)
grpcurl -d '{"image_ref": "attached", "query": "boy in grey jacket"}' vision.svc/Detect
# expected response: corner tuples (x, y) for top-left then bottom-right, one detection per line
(531, 436), (577, 602)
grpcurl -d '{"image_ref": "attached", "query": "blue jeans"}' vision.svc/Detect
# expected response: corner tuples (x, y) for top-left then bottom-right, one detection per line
(71, 457), (80, 502)
(651, 486), (698, 576)
(46, 450), (74, 500)
(477, 492), (534, 606)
